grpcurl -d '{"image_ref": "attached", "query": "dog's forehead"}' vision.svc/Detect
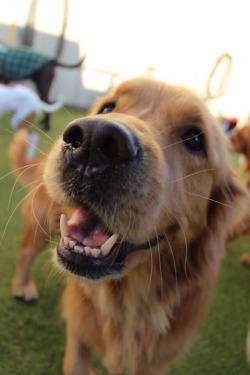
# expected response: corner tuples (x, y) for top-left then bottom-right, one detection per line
(113, 79), (209, 126)
(91, 79), (218, 142)
(116, 79), (197, 106)
(114, 78), (179, 101)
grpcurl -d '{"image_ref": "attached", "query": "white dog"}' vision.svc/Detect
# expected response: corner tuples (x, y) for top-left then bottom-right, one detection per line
(0, 83), (62, 130)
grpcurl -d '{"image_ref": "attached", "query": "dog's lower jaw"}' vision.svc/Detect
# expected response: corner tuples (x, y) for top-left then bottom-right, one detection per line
(56, 232), (164, 282)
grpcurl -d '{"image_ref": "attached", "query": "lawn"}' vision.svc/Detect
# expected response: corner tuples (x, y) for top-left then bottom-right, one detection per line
(0, 109), (250, 375)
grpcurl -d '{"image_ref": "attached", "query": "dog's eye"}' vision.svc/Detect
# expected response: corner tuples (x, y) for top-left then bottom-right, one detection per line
(178, 126), (206, 155)
(98, 102), (116, 114)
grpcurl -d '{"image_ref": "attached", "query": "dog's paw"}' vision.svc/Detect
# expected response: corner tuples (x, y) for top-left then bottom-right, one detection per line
(240, 253), (250, 267)
(12, 280), (39, 301)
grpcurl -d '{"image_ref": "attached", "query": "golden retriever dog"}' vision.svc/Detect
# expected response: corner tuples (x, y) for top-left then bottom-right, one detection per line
(11, 78), (245, 374)
(230, 123), (250, 173)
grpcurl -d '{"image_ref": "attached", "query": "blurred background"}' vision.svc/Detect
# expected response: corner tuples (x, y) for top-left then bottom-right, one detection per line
(1, 0), (250, 122)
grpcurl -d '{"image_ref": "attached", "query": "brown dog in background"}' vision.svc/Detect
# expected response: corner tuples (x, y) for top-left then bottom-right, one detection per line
(230, 123), (250, 173)
(227, 176), (250, 268)
(227, 125), (250, 258)
(227, 177), (250, 243)
(11, 78), (245, 374)
(9, 130), (65, 300)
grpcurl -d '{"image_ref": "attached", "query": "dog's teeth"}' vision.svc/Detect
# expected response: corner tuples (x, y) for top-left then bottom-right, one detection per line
(91, 248), (100, 257)
(85, 246), (91, 255)
(100, 234), (119, 256)
(74, 244), (84, 253)
(63, 237), (70, 247)
(60, 214), (68, 238)
(69, 240), (77, 249)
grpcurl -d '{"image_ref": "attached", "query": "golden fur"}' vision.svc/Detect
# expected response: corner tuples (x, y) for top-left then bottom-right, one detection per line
(11, 78), (245, 374)
(230, 123), (250, 173)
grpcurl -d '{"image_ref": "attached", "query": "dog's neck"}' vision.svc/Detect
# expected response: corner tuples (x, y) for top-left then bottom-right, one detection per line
(77, 231), (217, 333)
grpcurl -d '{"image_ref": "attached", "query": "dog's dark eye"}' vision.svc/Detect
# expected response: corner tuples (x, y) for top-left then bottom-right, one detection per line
(178, 126), (206, 155)
(98, 102), (116, 114)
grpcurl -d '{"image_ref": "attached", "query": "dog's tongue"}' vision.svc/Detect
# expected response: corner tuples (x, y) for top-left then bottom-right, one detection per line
(67, 208), (109, 247)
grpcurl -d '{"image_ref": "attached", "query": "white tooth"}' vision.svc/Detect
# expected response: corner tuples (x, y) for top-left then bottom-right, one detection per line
(63, 237), (70, 247)
(84, 246), (91, 255)
(91, 248), (100, 258)
(101, 234), (119, 256)
(74, 245), (84, 253)
(60, 214), (68, 238)
(69, 240), (77, 249)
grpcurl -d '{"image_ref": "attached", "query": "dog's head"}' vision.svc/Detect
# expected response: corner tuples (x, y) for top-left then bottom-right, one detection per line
(44, 78), (244, 281)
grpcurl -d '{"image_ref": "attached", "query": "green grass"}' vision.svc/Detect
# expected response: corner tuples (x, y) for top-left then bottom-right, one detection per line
(0, 110), (250, 374)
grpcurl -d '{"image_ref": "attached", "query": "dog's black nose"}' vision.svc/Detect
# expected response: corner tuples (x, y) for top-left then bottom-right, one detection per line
(62, 117), (139, 176)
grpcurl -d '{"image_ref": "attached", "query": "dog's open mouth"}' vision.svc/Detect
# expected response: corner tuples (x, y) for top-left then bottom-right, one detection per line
(57, 207), (163, 280)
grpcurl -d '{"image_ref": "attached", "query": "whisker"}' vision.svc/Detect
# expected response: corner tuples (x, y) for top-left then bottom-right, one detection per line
(161, 130), (205, 150)
(28, 124), (55, 144)
(122, 209), (132, 243)
(44, 199), (57, 238)
(0, 163), (41, 182)
(185, 190), (233, 208)
(0, 187), (38, 247)
(111, 208), (132, 267)
(31, 183), (52, 242)
(6, 128), (47, 156)
(7, 164), (40, 211)
(45, 238), (58, 245)
(169, 212), (190, 283)
(37, 247), (64, 286)
(45, 262), (63, 286)
(5, 113), (55, 144)
(146, 237), (154, 299)
(153, 123), (184, 137)
(16, 179), (43, 194)
(163, 233), (178, 295)
(157, 230), (163, 297)
(105, 201), (118, 237)
(61, 105), (78, 121)
(167, 169), (216, 184)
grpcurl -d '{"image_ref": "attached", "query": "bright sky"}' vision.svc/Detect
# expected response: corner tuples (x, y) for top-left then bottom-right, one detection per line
(1, 0), (250, 120)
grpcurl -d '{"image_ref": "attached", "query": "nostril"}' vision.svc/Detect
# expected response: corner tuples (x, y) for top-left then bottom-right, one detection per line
(63, 125), (84, 149)
(98, 135), (121, 161)
(95, 127), (139, 163)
